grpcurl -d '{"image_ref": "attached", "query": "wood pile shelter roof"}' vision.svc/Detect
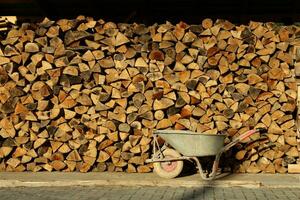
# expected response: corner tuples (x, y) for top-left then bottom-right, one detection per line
(0, 0), (300, 24)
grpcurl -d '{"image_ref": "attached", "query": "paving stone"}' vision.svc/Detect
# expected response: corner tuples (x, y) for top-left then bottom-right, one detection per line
(0, 186), (299, 200)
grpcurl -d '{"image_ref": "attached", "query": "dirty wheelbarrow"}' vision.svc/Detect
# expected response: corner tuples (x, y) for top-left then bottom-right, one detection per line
(146, 129), (261, 180)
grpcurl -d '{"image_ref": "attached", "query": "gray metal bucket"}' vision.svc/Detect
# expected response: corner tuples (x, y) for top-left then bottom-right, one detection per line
(155, 130), (226, 156)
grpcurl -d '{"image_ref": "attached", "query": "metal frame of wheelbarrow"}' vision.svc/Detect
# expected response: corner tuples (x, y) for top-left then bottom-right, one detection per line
(146, 129), (261, 180)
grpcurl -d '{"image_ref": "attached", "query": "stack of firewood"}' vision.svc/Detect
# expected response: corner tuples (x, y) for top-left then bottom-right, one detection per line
(0, 16), (299, 173)
(0, 17), (14, 34)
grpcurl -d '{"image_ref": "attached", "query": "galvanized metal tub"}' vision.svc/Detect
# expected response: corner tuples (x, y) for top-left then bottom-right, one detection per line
(155, 130), (226, 157)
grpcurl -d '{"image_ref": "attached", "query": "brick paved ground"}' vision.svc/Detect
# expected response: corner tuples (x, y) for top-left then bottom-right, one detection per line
(0, 186), (299, 200)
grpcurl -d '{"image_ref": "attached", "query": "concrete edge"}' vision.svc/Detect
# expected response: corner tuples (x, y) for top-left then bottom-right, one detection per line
(0, 179), (263, 188)
(0, 179), (299, 188)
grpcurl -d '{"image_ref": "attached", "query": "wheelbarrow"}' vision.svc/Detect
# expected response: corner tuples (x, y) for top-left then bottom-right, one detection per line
(146, 128), (261, 180)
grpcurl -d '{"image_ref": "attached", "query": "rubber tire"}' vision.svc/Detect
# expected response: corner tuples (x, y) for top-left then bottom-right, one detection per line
(153, 148), (184, 179)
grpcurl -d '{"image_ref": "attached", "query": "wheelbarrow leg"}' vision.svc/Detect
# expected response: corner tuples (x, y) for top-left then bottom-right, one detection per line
(195, 129), (260, 181)
(190, 157), (206, 180)
(190, 157), (217, 181)
(207, 152), (222, 180)
(191, 153), (222, 181)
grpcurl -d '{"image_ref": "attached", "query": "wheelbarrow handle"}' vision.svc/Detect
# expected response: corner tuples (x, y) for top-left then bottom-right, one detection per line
(221, 128), (261, 152)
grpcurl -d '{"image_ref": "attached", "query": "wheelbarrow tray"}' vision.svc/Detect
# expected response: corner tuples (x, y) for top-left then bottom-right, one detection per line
(155, 130), (226, 157)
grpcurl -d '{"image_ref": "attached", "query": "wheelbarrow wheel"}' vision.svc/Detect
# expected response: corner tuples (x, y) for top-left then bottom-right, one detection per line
(153, 148), (183, 179)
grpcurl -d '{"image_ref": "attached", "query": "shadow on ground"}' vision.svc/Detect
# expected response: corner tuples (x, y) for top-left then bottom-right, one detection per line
(173, 156), (239, 200)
